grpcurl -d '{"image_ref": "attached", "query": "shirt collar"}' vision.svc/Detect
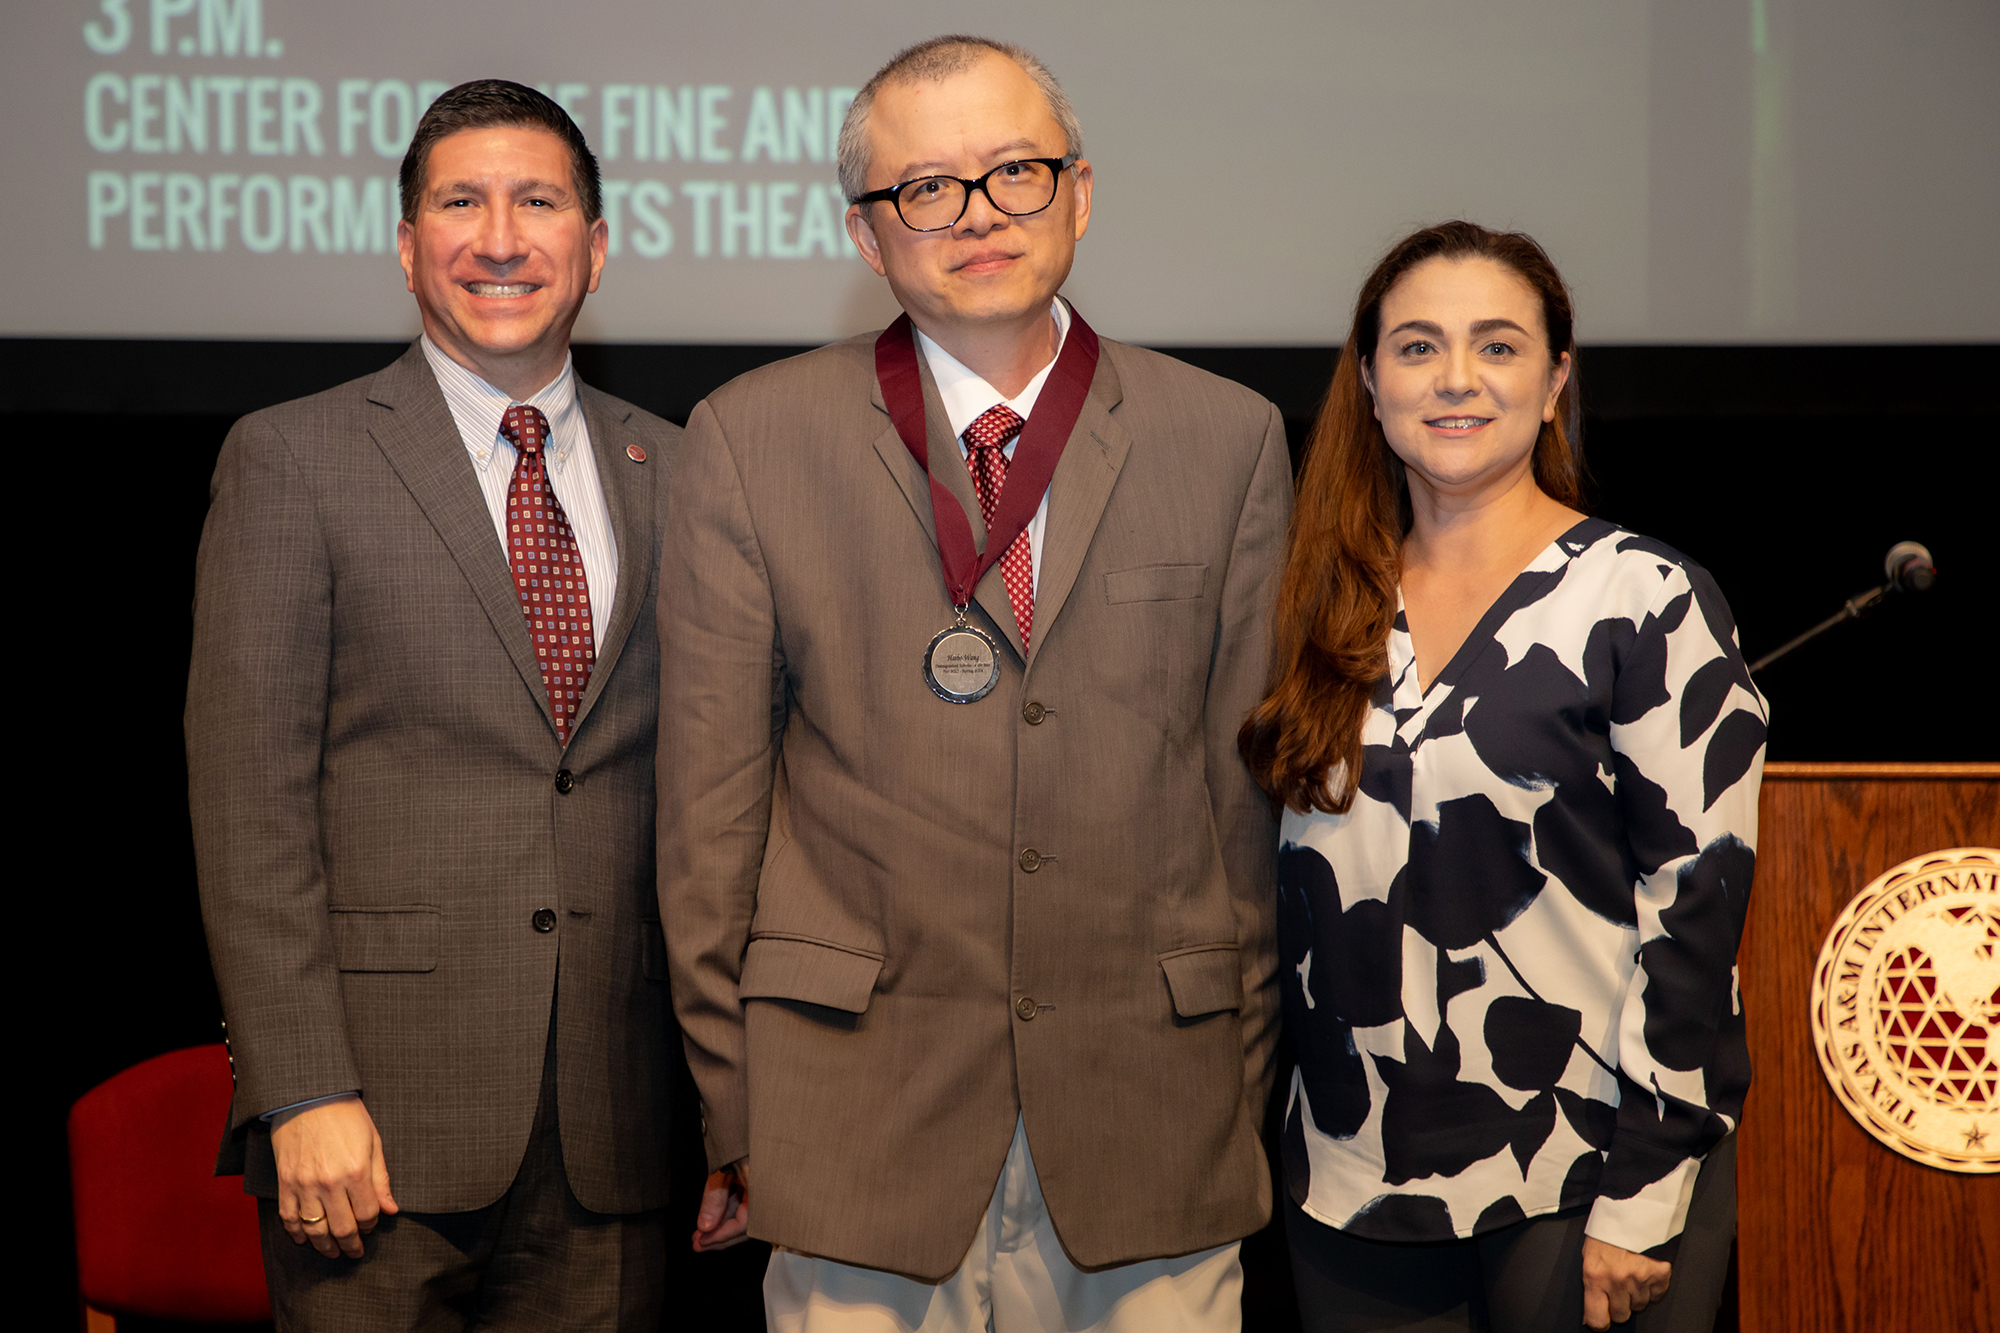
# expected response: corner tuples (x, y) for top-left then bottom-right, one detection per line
(916, 298), (1071, 443)
(420, 335), (582, 473)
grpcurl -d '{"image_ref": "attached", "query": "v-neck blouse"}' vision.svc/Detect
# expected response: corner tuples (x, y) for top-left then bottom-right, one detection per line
(1276, 518), (1767, 1253)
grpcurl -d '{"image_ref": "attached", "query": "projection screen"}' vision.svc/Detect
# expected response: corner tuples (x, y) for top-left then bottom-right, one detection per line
(7, 0), (1996, 345)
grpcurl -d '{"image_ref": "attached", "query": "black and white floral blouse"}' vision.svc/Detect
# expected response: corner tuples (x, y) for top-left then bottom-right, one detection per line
(1278, 518), (1767, 1253)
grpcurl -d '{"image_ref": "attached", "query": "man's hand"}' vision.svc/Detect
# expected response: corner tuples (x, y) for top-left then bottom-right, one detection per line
(692, 1158), (750, 1253)
(270, 1096), (398, 1259)
(1581, 1237), (1671, 1328)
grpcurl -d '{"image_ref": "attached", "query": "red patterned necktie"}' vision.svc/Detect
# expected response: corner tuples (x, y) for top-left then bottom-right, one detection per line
(502, 404), (594, 745)
(963, 403), (1035, 650)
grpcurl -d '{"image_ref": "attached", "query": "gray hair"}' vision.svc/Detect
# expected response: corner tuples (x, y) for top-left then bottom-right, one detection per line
(837, 35), (1084, 203)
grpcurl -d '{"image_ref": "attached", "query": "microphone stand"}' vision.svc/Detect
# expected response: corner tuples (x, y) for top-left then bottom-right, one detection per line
(1747, 584), (1890, 676)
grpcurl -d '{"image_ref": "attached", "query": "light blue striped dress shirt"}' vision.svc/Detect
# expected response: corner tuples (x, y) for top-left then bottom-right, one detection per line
(419, 336), (619, 646)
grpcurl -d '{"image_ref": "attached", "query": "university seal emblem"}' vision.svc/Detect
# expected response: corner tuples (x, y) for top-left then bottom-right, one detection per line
(1810, 847), (1999, 1172)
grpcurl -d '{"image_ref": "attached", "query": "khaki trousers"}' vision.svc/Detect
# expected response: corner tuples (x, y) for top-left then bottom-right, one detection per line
(765, 1118), (1242, 1333)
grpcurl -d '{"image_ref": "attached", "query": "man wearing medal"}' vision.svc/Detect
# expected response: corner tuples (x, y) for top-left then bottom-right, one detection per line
(659, 34), (1291, 1331)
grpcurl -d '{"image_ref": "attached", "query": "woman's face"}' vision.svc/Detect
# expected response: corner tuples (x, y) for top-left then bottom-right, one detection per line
(1362, 255), (1570, 503)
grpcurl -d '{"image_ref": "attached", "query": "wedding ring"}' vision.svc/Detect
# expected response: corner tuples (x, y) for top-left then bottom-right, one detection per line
(298, 1212), (325, 1225)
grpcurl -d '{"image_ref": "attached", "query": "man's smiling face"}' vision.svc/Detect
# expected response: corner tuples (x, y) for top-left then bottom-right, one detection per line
(845, 52), (1091, 340)
(397, 125), (606, 385)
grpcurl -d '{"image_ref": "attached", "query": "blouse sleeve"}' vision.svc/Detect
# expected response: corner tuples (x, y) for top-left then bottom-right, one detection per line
(1586, 557), (1768, 1254)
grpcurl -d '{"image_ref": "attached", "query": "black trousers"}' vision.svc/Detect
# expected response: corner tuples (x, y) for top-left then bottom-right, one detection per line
(258, 1015), (667, 1333)
(1286, 1135), (1737, 1333)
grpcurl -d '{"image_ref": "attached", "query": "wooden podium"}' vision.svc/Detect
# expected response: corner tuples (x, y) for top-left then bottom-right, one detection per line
(1737, 762), (1999, 1331)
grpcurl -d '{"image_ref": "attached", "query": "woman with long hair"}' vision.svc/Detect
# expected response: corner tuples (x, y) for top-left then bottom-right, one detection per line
(1243, 222), (1765, 1331)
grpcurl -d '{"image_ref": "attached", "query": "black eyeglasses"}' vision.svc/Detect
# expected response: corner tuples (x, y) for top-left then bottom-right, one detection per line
(852, 155), (1080, 232)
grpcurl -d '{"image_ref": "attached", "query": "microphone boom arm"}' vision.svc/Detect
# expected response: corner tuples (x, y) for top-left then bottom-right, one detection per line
(1747, 584), (1889, 676)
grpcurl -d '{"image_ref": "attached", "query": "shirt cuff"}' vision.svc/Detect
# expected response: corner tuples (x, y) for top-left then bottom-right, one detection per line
(261, 1091), (360, 1124)
(1585, 1155), (1702, 1254)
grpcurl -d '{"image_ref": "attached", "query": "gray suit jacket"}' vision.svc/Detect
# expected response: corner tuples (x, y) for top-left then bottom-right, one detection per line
(659, 327), (1290, 1277)
(188, 342), (680, 1214)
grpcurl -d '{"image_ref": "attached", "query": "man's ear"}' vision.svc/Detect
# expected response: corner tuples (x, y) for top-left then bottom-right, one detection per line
(586, 215), (609, 294)
(397, 218), (418, 294)
(1069, 159), (1093, 241)
(846, 205), (888, 278)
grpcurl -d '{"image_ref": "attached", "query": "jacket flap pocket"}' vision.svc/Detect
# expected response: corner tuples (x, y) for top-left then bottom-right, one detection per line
(740, 936), (884, 1014)
(1105, 563), (1208, 604)
(329, 907), (441, 973)
(1159, 945), (1242, 1017)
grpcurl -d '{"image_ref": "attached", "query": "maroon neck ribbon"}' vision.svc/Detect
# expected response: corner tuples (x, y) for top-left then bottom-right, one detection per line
(875, 305), (1101, 610)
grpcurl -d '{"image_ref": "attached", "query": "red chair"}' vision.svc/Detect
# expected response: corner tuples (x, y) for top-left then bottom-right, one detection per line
(69, 1044), (271, 1331)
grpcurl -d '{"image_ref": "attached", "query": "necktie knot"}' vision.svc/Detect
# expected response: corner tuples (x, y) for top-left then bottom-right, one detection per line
(963, 403), (1025, 457)
(501, 403), (552, 458)
(964, 403), (1024, 526)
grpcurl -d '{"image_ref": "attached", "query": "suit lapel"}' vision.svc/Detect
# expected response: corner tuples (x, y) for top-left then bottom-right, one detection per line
(868, 348), (1026, 660)
(569, 388), (653, 736)
(1025, 350), (1128, 672)
(364, 344), (557, 737)
(868, 367), (936, 544)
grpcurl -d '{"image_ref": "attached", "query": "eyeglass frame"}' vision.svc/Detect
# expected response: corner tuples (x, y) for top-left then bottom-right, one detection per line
(850, 154), (1081, 232)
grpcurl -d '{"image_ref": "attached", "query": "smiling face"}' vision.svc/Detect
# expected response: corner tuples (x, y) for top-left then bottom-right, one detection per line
(1362, 254), (1571, 504)
(845, 52), (1091, 342)
(397, 125), (607, 396)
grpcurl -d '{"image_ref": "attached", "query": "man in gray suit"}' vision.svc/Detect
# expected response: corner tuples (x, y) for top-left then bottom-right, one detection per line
(188, 80), (678, 1330)
(661, 35), (1289, 1331)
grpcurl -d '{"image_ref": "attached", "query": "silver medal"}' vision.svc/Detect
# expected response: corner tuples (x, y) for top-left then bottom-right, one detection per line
(923, 615), (1001, 703)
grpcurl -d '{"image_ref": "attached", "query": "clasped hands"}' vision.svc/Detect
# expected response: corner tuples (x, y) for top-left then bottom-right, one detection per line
(270, 1096), (399, 1259)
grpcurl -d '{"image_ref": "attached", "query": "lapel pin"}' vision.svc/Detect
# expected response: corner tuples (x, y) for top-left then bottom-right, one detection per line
(626, 443), (648, 463)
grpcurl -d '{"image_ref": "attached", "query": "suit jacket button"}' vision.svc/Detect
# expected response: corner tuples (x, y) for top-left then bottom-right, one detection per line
(1015, 996), (1037, 1021)
(1018, 848), (1042, 873)
(554, 769), (575, 795)
(532, 908), (557, 932)
(1022, 701), (1046, 725)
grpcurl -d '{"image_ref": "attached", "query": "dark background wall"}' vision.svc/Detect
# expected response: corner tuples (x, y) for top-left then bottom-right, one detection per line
(13, 337), (1994, 1331)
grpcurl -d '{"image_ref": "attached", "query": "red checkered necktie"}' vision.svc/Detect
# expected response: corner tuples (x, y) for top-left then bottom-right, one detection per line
(502, 404), (594, 745)
(963, 403), (1035, 650)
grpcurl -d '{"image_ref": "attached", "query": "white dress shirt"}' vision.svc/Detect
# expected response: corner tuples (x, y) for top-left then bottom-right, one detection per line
(420, 336), (619, 645)
(914, 298), (1071, 597)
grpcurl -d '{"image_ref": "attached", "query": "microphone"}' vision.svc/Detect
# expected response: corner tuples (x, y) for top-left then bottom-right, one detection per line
(1885, 541), (1936, 593)
(1748, 541), (1939, 675)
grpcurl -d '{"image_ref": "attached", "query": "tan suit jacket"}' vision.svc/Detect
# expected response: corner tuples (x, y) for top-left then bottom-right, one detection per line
(188, 343), (680, 1214)
(659, 325), (1290, 1278)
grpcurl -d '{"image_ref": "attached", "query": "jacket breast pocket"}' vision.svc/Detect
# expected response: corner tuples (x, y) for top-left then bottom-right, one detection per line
(739, 935), (884, 1014)
(1105, 563), (1208, 604)
(1159, 944), (1242, 1017)
(329, 907), (441, 973)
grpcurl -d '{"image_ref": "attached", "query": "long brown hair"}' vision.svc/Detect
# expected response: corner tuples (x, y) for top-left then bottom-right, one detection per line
(1240, 221), (1584, 815)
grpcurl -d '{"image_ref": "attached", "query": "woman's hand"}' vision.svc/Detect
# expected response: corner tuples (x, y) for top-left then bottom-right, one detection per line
(1581, 1237), (1671, 1328)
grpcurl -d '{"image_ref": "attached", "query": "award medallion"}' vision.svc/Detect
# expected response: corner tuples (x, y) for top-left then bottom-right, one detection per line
(924, 619), (1001, 703)
(875, 307), (1100, 706)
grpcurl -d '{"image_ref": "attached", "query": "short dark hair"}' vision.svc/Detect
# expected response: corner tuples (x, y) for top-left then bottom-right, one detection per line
(837, 36), (1082, 203)
(399, 80), (602, 224)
